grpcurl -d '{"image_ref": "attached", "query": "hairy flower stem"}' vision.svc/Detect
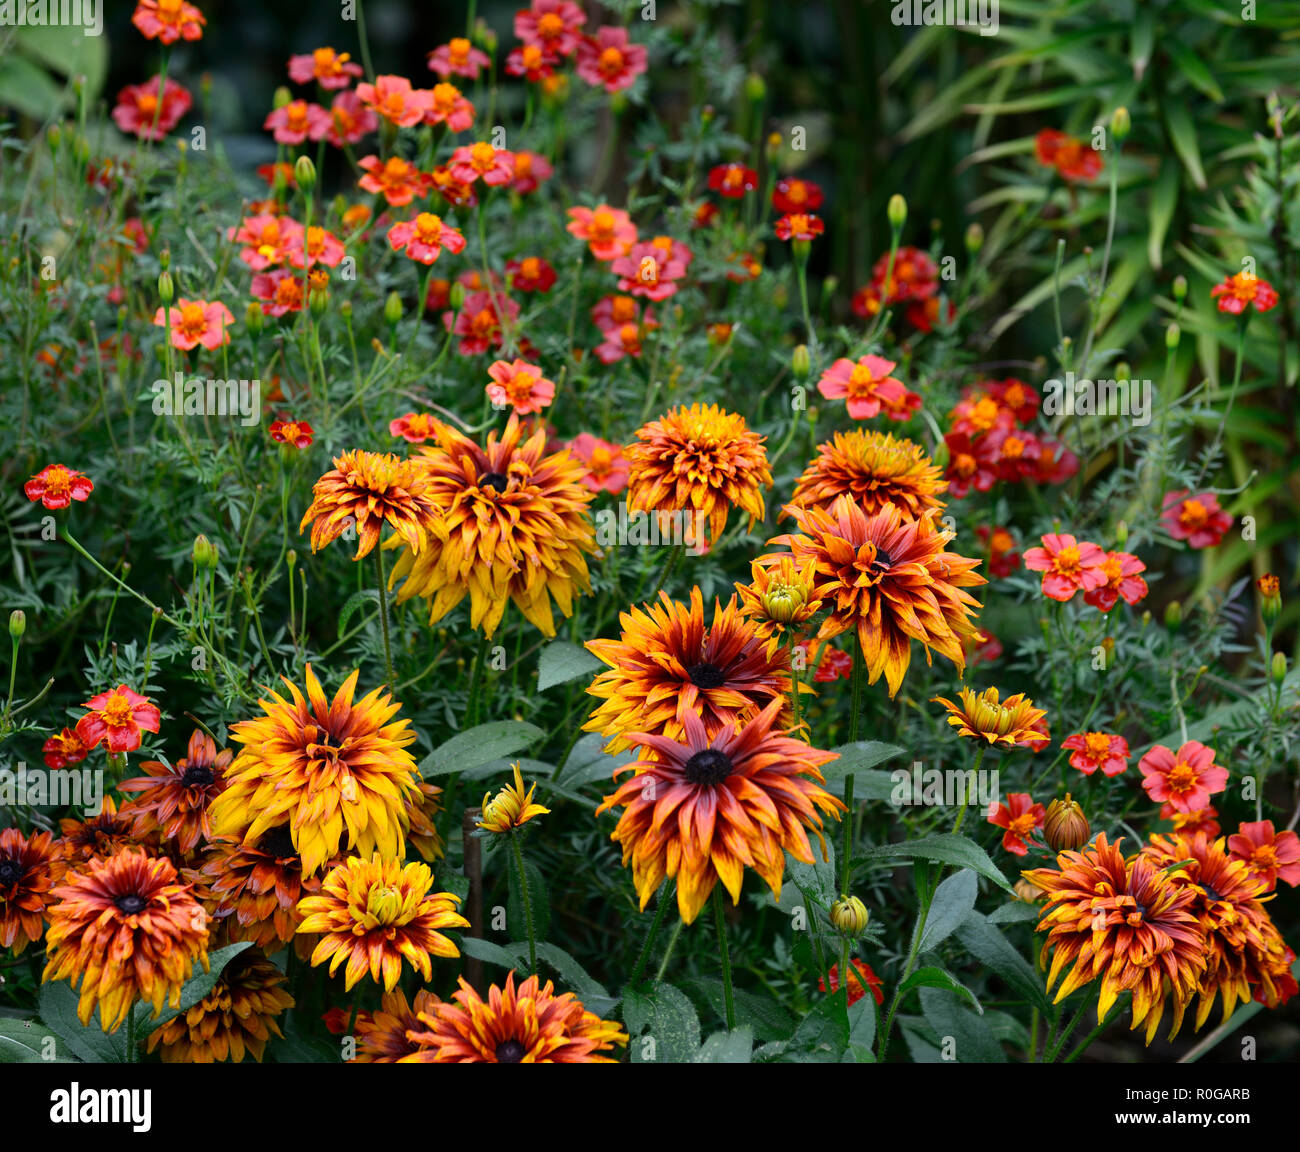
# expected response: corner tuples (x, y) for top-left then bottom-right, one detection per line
(511, 832), (537, 977)
(654, 919), (685, 984)
(627, 882), (674, 989)
(842, 633), (865, 894)
(712, 887), (736, 1029)
(373, 548), (395, 687)
(465, 631), (490, 726)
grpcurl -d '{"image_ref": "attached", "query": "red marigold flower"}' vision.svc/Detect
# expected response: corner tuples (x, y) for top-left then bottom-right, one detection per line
(510, 149), (554, 194)
(446, 290), (519, 356)
(964, 626), (1003, 667)
(575, 26), (647, 94)
(449, 142), (515, 186)
(1023, 533), (1108, 602)
(986, 377), (1040, 424)
(987, 793), (1046, 856)
(1227, 820), (1300, 892)
(591, 293), (648, 333)
(1139, 741), (1229, 814)
(388, 213), (467, 265)
(942, 431), (999, 500)
(153, 298), (235, 351)
(424, 82), (476, 133)
(251, 269), (305, 317)
(567, 204), (637, 261)
(775, 213), (825, 242)
(975, 524), (1021, 578)
(567, 433), (629, 495)
(1082, 549), (1148, 611)
(325, 90), (378, 147)
(427, 164), (478, 208)
(611, 240), (687, 301)
(263, 99), (331, 145)
(1160, 490), (1232, 549)
(389, 413), (444, 444)
(1062, 731), (1130, 777)
(871, 245), (939, 303)
(818, 959), (884, 1006)
(506, 43), (559, 83)
(851, 283), (883, 319)
(74, 684), (162, 755)
(773, 177), (824, 214)
(357, 154), (432, 207)
(228, 214), (298, 271)
(43, 727), (92, 769)
(1034, 128), (1103, 182)
(288, 46), (362, 89)
(1161, 803), (1221, 838)
(814, 645), (853, 682)
(428, 37), (491, 80)
(816, 355), (908, 420)
(285, 224), (346, 269)
(132, 0), (205, 44)
(516, 0), (586, 57)
(112, 77), (192, 140)
(948, 391), (1015, 438)
(486, 359), (555, 415)
(905, 295), (955, 333)
(1211, 270), (1278, 315)
(24, 464), (94, 510)
(507, 256), (557, 294)
(269, 417), (314, 449)
(708, 163), (759, 199)
(356, 75), (434, 128)
(1033, 440), (1080, 485)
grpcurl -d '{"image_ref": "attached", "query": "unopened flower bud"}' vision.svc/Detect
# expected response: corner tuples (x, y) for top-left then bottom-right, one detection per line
(475, 19), (497, 53)
(1258, 574), (1281, 624)
(449, 282), (466, 311)
(821, 275), (838, 299)
(245, 301), (264, 336)
(1110, 106), (1130, 142)
(9, 609), (25, 641)
(1172, 275), (1187, 301)
(1114, 520), (1128, 547)
(762, 585), (806, 625)
(1272, 651), (1287, 685)
(286, 550), (297, 570)
(745, 72), (766, 103)
(294, 155), (317, 191)
(340, 299), (352, 321)
(766, 131), (782, 160)
(701, 104), (715, 124)
(887, 194), (907, 231)
(158, 270), (174, 305)
(384, 291), (404, 326)
(48, 123), (62, 148)
(611, 91), (628, 117)
(965, 222), (984, 255)
(272, 86), (292, 110)
(309, 287), (328, 316)
(1013, 877), (1044, 904)
(1166, 322), (1180, 350)
(159, 248), (171, 271)
(1043, 795), (1090, 853)
(1165, 600), (1182, 632)
(792, 344), (810, 380)
(192, 534), (218, 569)
(829, 895), (869, 936)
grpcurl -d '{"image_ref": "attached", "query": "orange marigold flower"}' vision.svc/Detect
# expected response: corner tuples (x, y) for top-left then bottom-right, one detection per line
(288, 47), (362, 89)
(428, 37), (491, 80)
(449, 141), (515, 186)
(566, 204), (637, 261)
(486, 358), (556, 415)
(351, 987), (442, 1062)
(566, 433), (629, 494)
(1034, 128), (1103, 182)
(1160, 490), (1232, 549)
(507, 255), (558, 294)
(707, 163), (758, 198)
(387, 415), (596, 638)
(24, 464), (94, 509)
(1162, 803), (1221, 838)
(207, 666), (423, 877)
(775, 213), (824, 242)
(299, 449), (436, 561)
(597, 697), (844, 923)
(1082, 550), (1148, 611)
(1211, 270), (1278, 315)
(776, 497), (985, 698)
(43, 727), (91, 769)
(934, 686), (1047, 748)
(146, 947), (293, 1062)
(356, 75), (434, 127)
(575, 26), (647, 94)
(74, 684), (161, 755)
(424, 81), (476, 132)
(1143, 831), (1291, 1031)
(626, 403), (771, 551)
(388, 212), (467, 264)
(296, 854), (467, 991)
(1023, 835), (1205, 1044)
(986, 792), (1047, 856)
(816, 355), (912, 421)
(153, 298), (234, 351)
(409, 970), (627, 1062)
(118, 729), (232, 854)
(787, 429), (946, 520)
(478, 763), (550, 834)
(0, 828), (58, 954)
(1022, 533), (1108, 602)
(269, 416), (314, 449)
(773, 177), (825, 214)
(1061, 731), (1129, 777)
(1138, 741), (1229, 814)
(389, 412), (444, 444)
(43, 848), (210, 1032)
(584, 586), (796, 755)
(357, 154), (432, 207)
(1226, 820), (1300, 892)
(132, 0), (205, 44)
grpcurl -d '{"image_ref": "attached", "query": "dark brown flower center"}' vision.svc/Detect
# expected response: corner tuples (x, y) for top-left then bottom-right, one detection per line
(0, 857), (22, 886)
(687, 662), (726, 689)
(115, 893), (148, 915)
(684, 748), (733, 787)
(871, 546), (894, 571)
(259, 825), (298, 860)
(181, 763), (215, 787)
(479, 471), (510, 492)
(495, 1039), (526, 1062)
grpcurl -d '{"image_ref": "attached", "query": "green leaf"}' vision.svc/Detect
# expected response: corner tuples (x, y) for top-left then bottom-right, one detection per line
(16, 24), (108, 103)
(37, 981), (125, 1064)
(847, 991), (877, 1051)
(131, 942), (254, 1038)
(630, 984), (700, 1063)
(0, 1018), (76, 1064)
(694, 1027), (753, 1063)
(1147, 163), (1181, 270)
(818, 741), (906, 799)
(897, 966), (982, 1013)
(919, 986), (1006, 1062)
(855, 834), (1012, 893)
(0, 52), (66, 120)
(1166, 38), (1224, 102)
(918, 869), (979, 953)
(419, 720), (545, 778)
(988, 900), (1042, 925)
(1129, 8), (1154, 81)
(786, 837), (837, 907)
(459, 936), (520, 969)
(554, 732), (636, 788)
(336, 588), (378, 636)
(536, 640), (603, 691)
(954, 912), (1050, 1012)
(786, 994), (849, 1061)
(1163, 100), (1207, 190)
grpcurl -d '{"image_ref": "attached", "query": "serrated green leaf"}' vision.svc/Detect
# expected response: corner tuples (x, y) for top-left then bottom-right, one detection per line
(336, 588), (378, 636)
(419, 720), (545, 778)
(537, 640), (603, 691)
(819, 741), (906, 799)
(38, 981), (125, 1063)
(632, 984), (700, 1063)
(918, 868), (979, 954)
(988, 900), (1042, 925)
(919, 986), (1005, 1062)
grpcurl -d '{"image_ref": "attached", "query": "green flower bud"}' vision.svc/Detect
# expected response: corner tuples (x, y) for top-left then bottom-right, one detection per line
(745, 72), (766, 103)
(792, 344), (811, 380)
(1115, 520), (1128, 547)
(294, 155), (317, 191)
(1165, 600), (1182, 632)
(1172, 275), (1187, 301)
(9, 609), (26, 641)
(965, 222), (984, 255)
(159, 247), (171, 271)
(384, 290), (404, 326)
(1258, 574), (1281, 625)
(1272, 651), (1287, 685)
(245, 301), (264, 337)
(272, 86), (292, 110)
(309, 287), (328, 316)
(449, 282), (466, 311)
(1110, 106), (1131, 142)
(1166, 322), (1180, 350)
(158, 270), (174, 305)
(887, 194), (908, 231)
(192, 534), (218, 569)
(829, 895), (869, 936)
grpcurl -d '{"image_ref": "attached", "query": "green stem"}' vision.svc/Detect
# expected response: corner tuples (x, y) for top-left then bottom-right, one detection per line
(627, 882), (673, 989)
(712, 887), (736, 1030)
(465, 631), (490, 726)
(511, 833), (537, 977)
(654, 919), (685, 984)
(841, 632), (865, 894)
(374, 548), (394, 686)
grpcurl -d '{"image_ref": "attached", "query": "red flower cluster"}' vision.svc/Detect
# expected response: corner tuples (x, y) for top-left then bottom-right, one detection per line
(851, 246), (949, 332)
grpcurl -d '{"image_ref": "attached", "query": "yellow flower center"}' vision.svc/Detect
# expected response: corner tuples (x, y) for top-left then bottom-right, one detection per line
(611, 295), (637, 323)
(1083, 733), (1112, 759)
(538, 12), (564, 37)
(1251, 845), (1278, 870)
(40, 466), (74, 496)
(1002, 436), (1025, 459)
(599, 46), (626, 76)
(137, 93), (159, 117)
(101, 696), (135, 728)
(523, 45), (544, 69)
(365, 884), (406, 925)
(1166, 761), (1199, 794)
(970, 397), (1000, 431)
(520, 257), (541, 280)
(286, 102), (308, 132)
(785, 181), (807, 204)
(590, 446), (612, 474)
(590, 210), (616, 243)
(1008, 812), (1038, 838)
(1054, 545), (1081, 574)
(178, 303), (207, 338)
(432, 83), (460, 114)
(449, 37), (471, 65)
(1179, 499), (1208, 530)
(847, 363), (880, 396)
(470, 142), (496, 171)
(414, 214), (445, 245)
